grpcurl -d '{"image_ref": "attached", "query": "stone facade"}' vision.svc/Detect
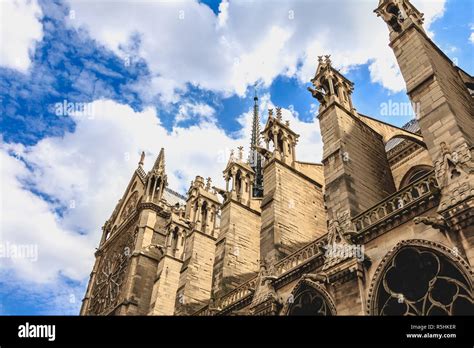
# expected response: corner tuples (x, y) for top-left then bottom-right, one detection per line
(81, 0), (473, 316)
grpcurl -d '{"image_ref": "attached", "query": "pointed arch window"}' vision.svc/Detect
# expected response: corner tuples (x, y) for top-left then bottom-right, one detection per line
(288, 284), (334, 316)
(201, 201), (208, 233)
(170, 227), (179, 257)
(373, 246), (473, 315)
(235, 171), (242, 197)
(399, 165), (433, 189)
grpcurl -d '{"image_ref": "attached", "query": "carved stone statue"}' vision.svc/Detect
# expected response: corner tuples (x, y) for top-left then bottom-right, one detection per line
(434, 142), (470, 188)
(139, 151), (145, 166)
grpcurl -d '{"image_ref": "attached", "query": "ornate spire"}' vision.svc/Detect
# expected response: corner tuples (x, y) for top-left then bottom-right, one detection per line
(250, 88), (261, 152)
(151, 148), (165, 174)
(145, 148), (167, 203)
(248, 89), (263, 197)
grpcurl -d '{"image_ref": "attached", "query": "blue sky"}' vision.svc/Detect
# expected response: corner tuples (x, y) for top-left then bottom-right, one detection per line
(0, 0), (472, 315)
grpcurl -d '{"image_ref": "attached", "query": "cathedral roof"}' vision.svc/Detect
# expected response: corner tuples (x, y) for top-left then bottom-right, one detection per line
(385, 119), (421, 151)
(162, 187), (186, 207)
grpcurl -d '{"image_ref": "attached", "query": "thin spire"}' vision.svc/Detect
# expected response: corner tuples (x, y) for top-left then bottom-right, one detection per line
(249, 88), (263, 197)
(250, 86), (261, 151)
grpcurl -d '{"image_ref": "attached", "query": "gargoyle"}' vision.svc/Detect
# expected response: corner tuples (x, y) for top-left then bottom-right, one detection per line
(307, 86), (327, 105)
(143, 243), (165, 252)
(302, 273), (328, 284)
(414, 216), (448, 231)
(256, 146), (272, 160)
(212, 186), (228, 201)
(262, 275), (278, 283)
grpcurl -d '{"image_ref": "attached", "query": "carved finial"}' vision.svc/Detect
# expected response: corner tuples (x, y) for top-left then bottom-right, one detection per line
(237, 146), (244, 160)
(139, 151), (145, 167)
(276, 107), (282, 120)
(206, 177), (212, 190)
(318, 55), (324, 64)
(324, 55), (332, 66)
(285, 120), (290, 127)
(268, 109), (274, 118)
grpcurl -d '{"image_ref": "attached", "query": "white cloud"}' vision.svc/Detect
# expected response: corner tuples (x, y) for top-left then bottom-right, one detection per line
(175, 102), (216, 124)
(0, 0), (43, 72)
(0, 273), (85, 314)
(67, 0), (446, 98)
(1, 98), (322, 285)
(217, 0), (229, 29)
(0, 147), (92, 283)
(416, 0), (446, 29)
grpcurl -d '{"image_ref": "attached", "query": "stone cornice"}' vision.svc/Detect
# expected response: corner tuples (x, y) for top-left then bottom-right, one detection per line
(138, 202), (171, 218)
(263, 157), (323, 189)
(221, 197), (261, 216)
(439, 196), (474, 230)
(388, 141), (424, 168)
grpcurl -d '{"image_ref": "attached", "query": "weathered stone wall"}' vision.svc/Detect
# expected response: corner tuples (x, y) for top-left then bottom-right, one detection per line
(389, 25), (473, 216)
(319, 106), (396, 219)
(294, 161), (325, 186)
(331, 278), (363, 315)
(212, 199), (260, 298)
(260, 159), (326, 263)
(149, 255), (183, 315)
(118, 252), (159, 315)
(174, 230), (216, 315)
(392, 29), (473, 145)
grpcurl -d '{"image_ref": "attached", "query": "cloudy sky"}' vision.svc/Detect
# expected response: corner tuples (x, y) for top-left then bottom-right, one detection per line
(0, 0), (472, 315)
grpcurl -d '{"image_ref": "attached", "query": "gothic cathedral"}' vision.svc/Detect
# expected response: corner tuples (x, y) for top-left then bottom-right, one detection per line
(81, 0), (474, 316)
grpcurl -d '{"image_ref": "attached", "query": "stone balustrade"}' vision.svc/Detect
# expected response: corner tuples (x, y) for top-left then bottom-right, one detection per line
(274, 237), (324, 276)
(194, 276), (258, 315)
(352, 170), (438, 232)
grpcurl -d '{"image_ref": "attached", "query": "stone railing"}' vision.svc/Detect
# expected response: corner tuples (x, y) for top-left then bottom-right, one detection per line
(194, 276), (258, 316)
(194, 304), (212, 316)
(218, 276), (258, 310)
(274, 236), (325, 276)
(352, 170), (438, 232)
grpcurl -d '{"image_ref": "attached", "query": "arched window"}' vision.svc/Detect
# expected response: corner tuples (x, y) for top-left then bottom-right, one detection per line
(277, 131), (284, 154)
(171, 227), (179, 256)
(154, 177), (162, 199)
(372, 245), (473, 315)
(287, 284), (334, 316)
(193, 200), (199, 222)
(119, 191), (138, 223)
(148, 177), (155, 196)
(235, 171), (242, 196)
(399, 165), (432, 188)
(201, 201), (208, 233)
